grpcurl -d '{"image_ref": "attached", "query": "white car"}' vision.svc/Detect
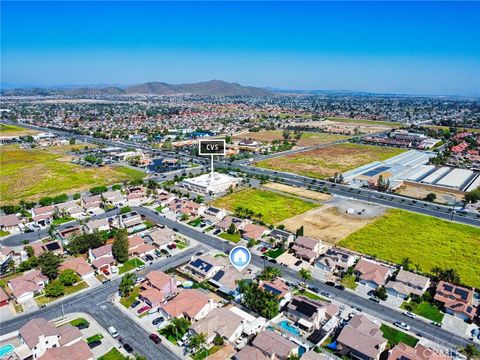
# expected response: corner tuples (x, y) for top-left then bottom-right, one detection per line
(403, 311), (416, 319)
(394, 321), (411, 331)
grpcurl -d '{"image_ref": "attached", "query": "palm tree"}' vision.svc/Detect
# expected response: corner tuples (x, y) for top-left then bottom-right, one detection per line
(431, 266), (442, 280)
(400, 257), (411, 271)
(189, 333), (207, 354)
(118, 273), (137, 297)
(463, 344), (480, 360)
(440, 268), (460, 284)
(259, 266), (282, 280)
(298, 268), (312, 283)
(170, 317), (191, 340)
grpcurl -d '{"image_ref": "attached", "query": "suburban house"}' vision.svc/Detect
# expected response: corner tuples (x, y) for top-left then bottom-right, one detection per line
(83, 218), (110, 234)
(54, 201), (84, 219)
(30, 240), (63, 257)
(159, 289), (216, 322)
(316, 248), (358, 273)
(354, 259), (392, 289)
(250, 330), (299, 360)
(58, 226), (83, 242)
(209, 266), (255, 297)
(128, 235), (155, 257)
(336, 315), (388, 360)
(8, 269), (48, 303)
(233, 346), (270, 360)
(157, 191), (176, 207)
(260, 278), (292, 306)
(434, 281), (476, 321)
(285, 295), (339, 331)
(39, 341), (94, 360)
(88, 244), (114, 274)
(0, 246), (14, 274)
(241, 224), (269, 241)
(111, 211), (144, 232)
(385, 269), (431, 299)
(189, 307), (245, 345)
(292, 236), (329, 263)
(81, 195), (102, 210)
(269, 229), (295, 245)
(0, 214), (22, 233)
(31, 205), (54, 226)
(59, 257), (95, 280)
(145, 227), (175, 248)
(101, 190), (125, 206)
(126, 186), (148, 206)
(18, 318), (87, 360)
(0, 286), (10, 307)
(183, 254), (224, 280)
(178, 201), (206, 218)
(214, 216), (249, 232)
(388, 343), (451, 360)
(139, 270), (177, 308)
(203, 206), (227, 220)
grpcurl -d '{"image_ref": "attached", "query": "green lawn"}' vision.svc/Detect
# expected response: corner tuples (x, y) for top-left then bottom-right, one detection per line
(295, 289), (328, 301)
(401, 301), (444, 323)
(86, 333), (104, 343)
(339, 209), (480, 288)
(175, 241), (187, 249)
(34, 281), (88, 305)
(98, 348), (128, 360)
(380, 324), (419, 347)
(340, 274), (358, 290)
(188, 218), (203, 227)
(120, 287), (140, 308)
(193, 346), (222, 360)
(0, 145), (145, 205)
(219, 232), (242, 243)
(0, 230), (10, 237)
(266, 248), (285, 259)
(70, 318), (90, 327)
(211, 188), (318, 224)
(119, 258), (145, 274)
(52, 216), (74, 226)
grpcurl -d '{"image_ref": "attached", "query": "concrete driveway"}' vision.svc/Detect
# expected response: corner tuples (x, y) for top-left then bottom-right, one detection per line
(442, 314), (469, 337)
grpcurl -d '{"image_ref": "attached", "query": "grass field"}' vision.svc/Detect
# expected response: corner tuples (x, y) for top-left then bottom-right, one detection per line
(256, 143), (405, 179)
(118, 258), (145, 274)
(0, 145), (145, 205)
(233, 130), (349, 146)
(400, 301), (444, 323)
(120, 286), (140, 308)
(70, 318), (90, 327)
(211, 189), (319, 224)
(327, 117), (401, 127)
(219, 232), (241, 243)
(86, 333), (104, 343)
(339, 209), (480, 288)
(0, 124), (38, 135)
(266, 248), (285, 258)
(380, 324), (419, 347)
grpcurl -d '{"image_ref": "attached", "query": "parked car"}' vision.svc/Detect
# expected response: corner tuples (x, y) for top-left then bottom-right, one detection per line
(167, 245), (173, 250)
(123, 343), (134, 353)
(74, 322), (89, 330)
(130, 300), (141, 309)
(325, 281), (335, 287)
(173, 227), (179, 232)
(213, 229), (221, 235)
(137, 264), (146, 271)
(145, 254), (154, 261)
(88, 340), (102, 349)
(170, 243), (177, 249)
(369, 297), (380, 303)
(108, 326), (119, 338)
(403, 311), (417, 319)
(394, 321), (411, 331)
(335, 284), (345, 290)
(294, 260), (302, 266)
(137, 305), (151, 314)
(149, 333), (161, 344)
(320, 291), (331, 298)
(152, 317), (165, 326)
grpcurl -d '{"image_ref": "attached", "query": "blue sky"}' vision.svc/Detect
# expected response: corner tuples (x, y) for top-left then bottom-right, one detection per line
(1, 1), (479, 95)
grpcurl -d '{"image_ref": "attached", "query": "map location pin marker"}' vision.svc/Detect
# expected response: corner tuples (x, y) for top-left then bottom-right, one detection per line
(229, 246), (251, 272)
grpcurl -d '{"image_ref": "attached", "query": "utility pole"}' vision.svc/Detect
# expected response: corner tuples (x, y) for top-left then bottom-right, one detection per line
(450, 198), (456, 222)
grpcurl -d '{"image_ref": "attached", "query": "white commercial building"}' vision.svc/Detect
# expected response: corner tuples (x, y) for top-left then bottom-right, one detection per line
(181, 172), (239, 195)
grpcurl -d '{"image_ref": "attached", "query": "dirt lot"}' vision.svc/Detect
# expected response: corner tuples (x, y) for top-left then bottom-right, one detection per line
(262, 182), (332, 202)
(395, 184), (464, 205)
(256, 143), (405, 179)
(279, 200), (386, 243)
(296, 119), (394, 135)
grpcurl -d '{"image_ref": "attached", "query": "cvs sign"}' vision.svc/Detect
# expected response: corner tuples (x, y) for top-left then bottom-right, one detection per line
(198, 139), (226, 156)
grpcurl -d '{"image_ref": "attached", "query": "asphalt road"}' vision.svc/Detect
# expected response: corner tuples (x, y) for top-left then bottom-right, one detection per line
(0, 245), (205, 360)
(135, 206), (476, 351)
(218, 163), (480, 227)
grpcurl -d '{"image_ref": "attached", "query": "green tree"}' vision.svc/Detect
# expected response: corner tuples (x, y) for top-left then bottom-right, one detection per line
(25, 245), (35, 258)
(425, 193), (437, 202)
(112, 184), (122, 191)
(465, 189), (480, 203)
(295, 226), (304, 237)
(227, 223), (237, 235)
(374, 286), (388, 300)
(72, 193), (81, 200)
(259, 266), (282, 281)
(462, 344), (480, 360)
(120, 206), (132, 214)
(189, 333), (207, 353)
(58, 269), (79, 286)
(112, 229), (129, 263)
(38, 252), (62, 280)
(39, 197), (54, 206)
(401, 257), (411, 271)
(119, 273), (137, 297)
(298, 268), (312, 283)
(213, 334), (224, 346)
(45, 280), (65, 297)
(68, 232), (105, 255)
(69, 138), (76, 145)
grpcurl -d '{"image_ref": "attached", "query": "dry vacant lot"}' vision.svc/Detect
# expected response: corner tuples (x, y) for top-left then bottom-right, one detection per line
(296, 118), (397, 135)
(279, 203), (385, 243)
(396, 184), (464, 204)
(233, 130), (349, 146)
(256, 143), (405, 179)
(262, 182), (332, 202)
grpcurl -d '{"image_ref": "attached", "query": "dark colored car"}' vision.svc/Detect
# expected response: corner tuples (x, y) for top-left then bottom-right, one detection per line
(152, 317), (165, 326)
(149, 333), (161, 344)
(172, 228), (179, 232)
(88, 340), (102, 349)
(335, 284), (345, 291)
(145, 254), (154, 261)
(75, 322), (89, 330)
(213, 229), (221, 235)
(325, 281), (335, 287)
(268, 259), (277, 264)
(123, 343), (134, 353)
(369, 297), (380, 303)
(130, 300), (141, 309)
(320, 291), (331, 298)
(167, 245), (173, 250)
(294, 260), (303, 266)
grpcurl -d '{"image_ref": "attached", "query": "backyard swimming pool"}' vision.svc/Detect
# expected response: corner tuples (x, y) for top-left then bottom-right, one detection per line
(0, 344), (14, 357)
(278, 320), (301, 336)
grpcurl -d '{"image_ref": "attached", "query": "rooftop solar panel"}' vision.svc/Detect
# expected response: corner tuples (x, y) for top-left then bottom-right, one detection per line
(363, 166), (391, 177)
(45, 242), (61, 251)
(454, 288), (469, 300)
(212, 270), (225, 282)
(443, 284), (453, 292)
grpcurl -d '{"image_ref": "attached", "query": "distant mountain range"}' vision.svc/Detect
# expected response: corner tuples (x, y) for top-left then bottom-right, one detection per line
(0, 80), (273, 97)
